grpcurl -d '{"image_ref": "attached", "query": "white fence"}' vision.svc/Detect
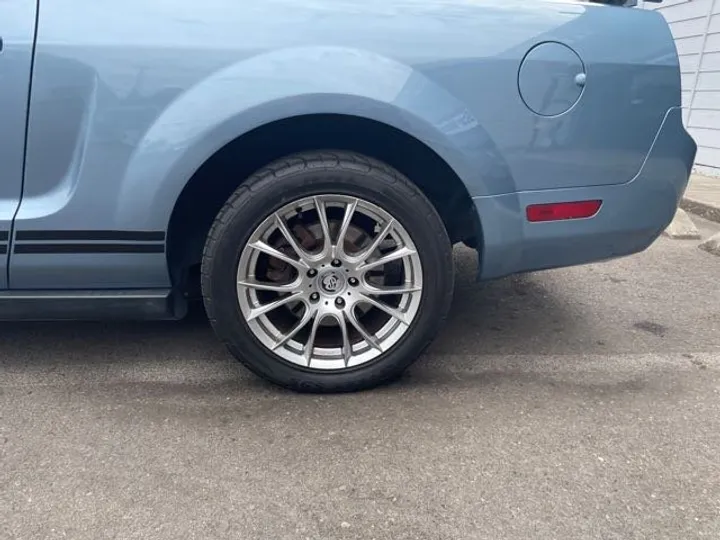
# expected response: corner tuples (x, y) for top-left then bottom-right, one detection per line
(641, 0), (720, 176)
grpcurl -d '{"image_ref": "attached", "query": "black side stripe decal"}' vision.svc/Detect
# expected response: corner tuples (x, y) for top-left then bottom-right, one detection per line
(15, 230), (165, 242)
(14, 244), (165, 254)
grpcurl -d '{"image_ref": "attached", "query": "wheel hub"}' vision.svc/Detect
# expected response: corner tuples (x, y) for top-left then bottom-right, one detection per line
(317, 269), (345, 296)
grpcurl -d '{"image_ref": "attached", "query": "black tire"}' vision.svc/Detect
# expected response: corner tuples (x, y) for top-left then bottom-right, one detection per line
(201, 151), (454, 393)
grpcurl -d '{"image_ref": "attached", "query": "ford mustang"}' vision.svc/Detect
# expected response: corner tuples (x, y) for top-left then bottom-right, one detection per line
(0, 0), (695, 391)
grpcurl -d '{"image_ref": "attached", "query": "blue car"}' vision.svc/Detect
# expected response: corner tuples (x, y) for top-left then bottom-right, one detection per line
(0, 0), (695, 391)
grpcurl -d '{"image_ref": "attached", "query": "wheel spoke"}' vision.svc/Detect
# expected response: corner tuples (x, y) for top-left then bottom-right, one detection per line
(304, 311), (323, 365)
(359, 294), (411, 326)
(346, 307), (382, 352)
(247, 291), (303, 321)
(334, 312), (352, 365)
(357, 246), (416, 273)
(335, 199), (358, 257)
(313, 196), (332, 256)
(362, 283), (422, 296)
(272, 306), (316, 350)
(238, 279), (299, 292)
(274, 213), (312, 264)
(353, 219), (394, 263)
(249, 240), (309, 270)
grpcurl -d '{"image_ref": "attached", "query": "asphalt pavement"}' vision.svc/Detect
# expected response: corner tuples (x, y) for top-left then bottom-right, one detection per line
(2, 228), (720, 540)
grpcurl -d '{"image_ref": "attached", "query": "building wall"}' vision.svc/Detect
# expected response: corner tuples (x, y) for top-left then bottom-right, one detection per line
(640, 0), (720, 176)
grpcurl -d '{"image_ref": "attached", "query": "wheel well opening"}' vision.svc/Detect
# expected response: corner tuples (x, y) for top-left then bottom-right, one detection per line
(167, 114), (479, 295)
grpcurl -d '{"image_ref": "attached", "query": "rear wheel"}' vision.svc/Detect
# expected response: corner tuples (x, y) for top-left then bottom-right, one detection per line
(201, 151), (454, 392)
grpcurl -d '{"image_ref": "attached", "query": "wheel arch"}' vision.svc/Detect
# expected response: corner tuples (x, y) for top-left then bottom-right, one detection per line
(112, 47), (508, 290)
(165, 113), (483, 292)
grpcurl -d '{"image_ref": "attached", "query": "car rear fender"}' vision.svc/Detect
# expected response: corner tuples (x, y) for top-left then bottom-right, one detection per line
(116, 46), (511, 231)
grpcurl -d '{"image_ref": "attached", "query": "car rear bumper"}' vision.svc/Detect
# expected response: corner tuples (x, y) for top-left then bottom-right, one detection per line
(473, 107), (697, 280)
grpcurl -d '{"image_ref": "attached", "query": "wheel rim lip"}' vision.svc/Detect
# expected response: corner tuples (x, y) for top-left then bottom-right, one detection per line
(235, 193), (424, 371)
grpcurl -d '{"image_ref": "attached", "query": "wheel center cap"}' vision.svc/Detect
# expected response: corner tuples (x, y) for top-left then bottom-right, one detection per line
(318, 270), (345, 295)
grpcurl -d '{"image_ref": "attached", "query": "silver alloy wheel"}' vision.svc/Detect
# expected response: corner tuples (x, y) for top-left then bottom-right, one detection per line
(236, 194), (424, 370)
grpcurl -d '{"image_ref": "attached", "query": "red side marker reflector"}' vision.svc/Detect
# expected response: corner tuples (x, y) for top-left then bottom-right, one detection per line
(526, 200), (602, 222)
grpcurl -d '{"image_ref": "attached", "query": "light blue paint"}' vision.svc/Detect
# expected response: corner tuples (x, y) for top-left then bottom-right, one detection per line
(475, 107), (696, 279)
(0, 0), (37, 289)
(518, 42), (585, 117)
(1, 0), (696, 292)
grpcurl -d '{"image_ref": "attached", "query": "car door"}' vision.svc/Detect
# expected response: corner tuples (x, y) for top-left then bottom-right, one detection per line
(8, 1), (172, 290)
(0, 0), (38, 288)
